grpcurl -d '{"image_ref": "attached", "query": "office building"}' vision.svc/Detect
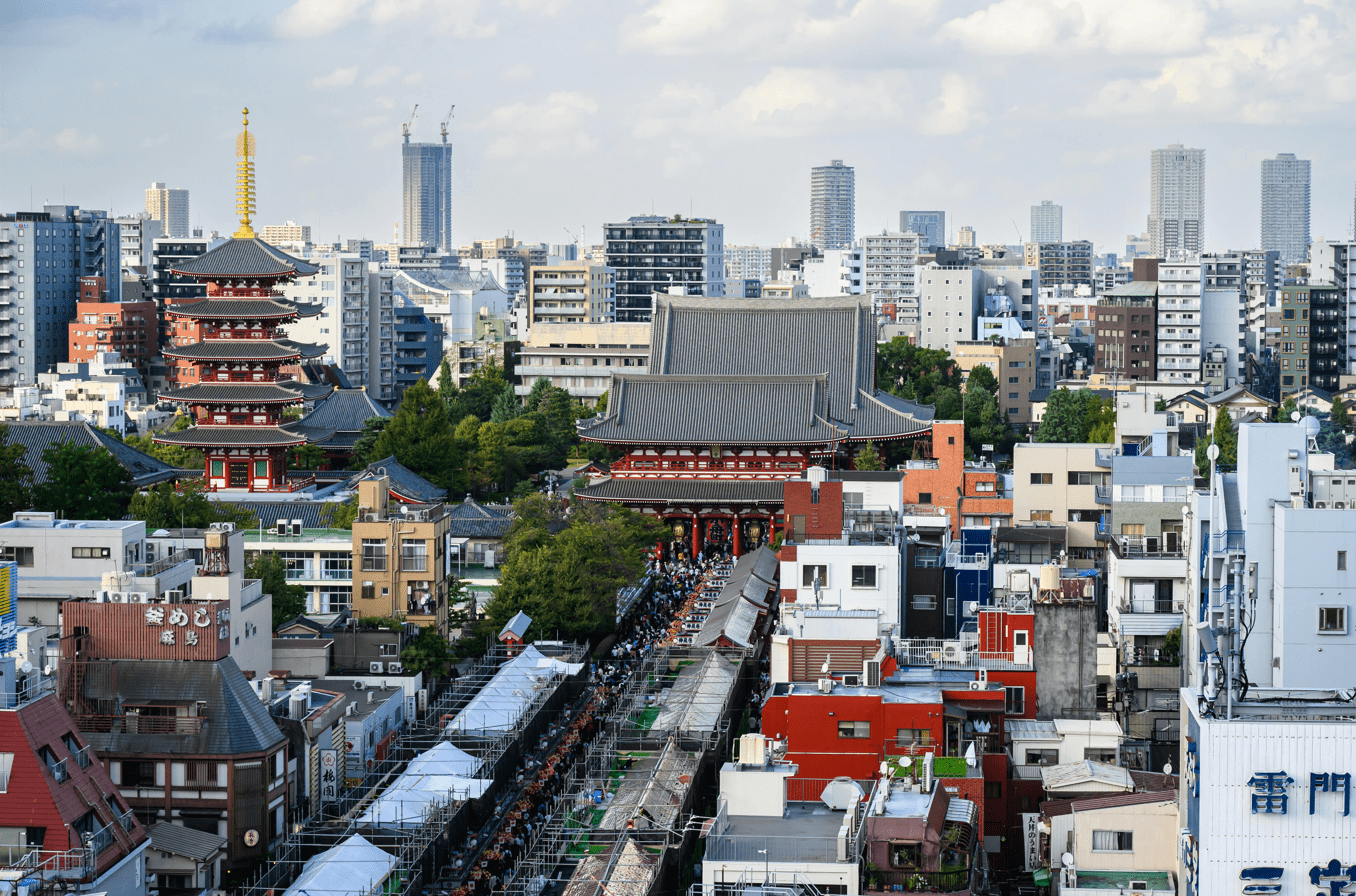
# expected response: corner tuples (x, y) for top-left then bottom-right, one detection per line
(115, 213), (163, 269)
(401, 133), (453, 252)
(1309, 240), (1356, 377)
(459, 236), (551, 298)
(0, 207), (121, 387)
(1023, 239), (1093, 288)
(526, 262), (614, 326)
(1275, 283), (1343, 395)
(1094, 282), (1158, 381)
(809, 159), (855, 250)
(604, 215), (724, 323)
(1030, 200), (1063, 243)
(1148, 144), (1205, 258)
(1260, 153), (1310, 264)
(514, 322), (649, 405)
(916, 265), (981, 352)
(260, 221), (312, 244)
(899, 210), (946, 249)
(144, 182), (190, 238)
(1181, 421), (1356, 896)
(67, 276), (157, 379)
(953, 335), (1038, 424)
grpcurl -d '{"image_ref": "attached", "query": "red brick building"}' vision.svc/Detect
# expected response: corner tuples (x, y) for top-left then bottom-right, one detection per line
(67, 276), (158, 376)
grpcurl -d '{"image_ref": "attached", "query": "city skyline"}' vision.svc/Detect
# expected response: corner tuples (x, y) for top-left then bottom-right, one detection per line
(2, 1), (1355, 256)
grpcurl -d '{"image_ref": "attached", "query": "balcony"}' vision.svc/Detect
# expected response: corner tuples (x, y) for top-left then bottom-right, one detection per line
(1095, 485), (1110, 504)
(896, 637), (1031, 670)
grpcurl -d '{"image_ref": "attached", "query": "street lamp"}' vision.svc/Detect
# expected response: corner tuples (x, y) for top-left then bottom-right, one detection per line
(758, 848), (769, 886)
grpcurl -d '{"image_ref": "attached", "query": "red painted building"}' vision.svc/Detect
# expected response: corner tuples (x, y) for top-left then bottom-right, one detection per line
(576, 297), (934, 556)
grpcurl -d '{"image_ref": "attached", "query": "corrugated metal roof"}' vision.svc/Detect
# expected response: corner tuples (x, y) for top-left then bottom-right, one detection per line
(149, 822), (227, 861)
(574, 477), (787, 505)
(1100, 282), (1159, 298)
(1042, 789), (1176, 818)
(168, 237), (320, 278)
(1, 421), (178, 487)
(1039, 760), (1134, 791)
(1006, 719), (1058, 738)
(1117, 615), (1185, 636)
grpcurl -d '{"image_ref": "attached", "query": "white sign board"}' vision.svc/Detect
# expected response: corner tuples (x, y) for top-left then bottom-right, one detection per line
(320, 748), (339, 805)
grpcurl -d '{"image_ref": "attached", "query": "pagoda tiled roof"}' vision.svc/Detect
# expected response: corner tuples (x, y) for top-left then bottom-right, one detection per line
(159, 380), (334, 404)
(2, 421), (179, 487)
(168, 237), (320, 278)
(294, 389), (391, 449)
(162, 339), (327, 361)
(166, 298), (323, 319)
(572, 477), (787, 505)
(152, 424), (316, 448)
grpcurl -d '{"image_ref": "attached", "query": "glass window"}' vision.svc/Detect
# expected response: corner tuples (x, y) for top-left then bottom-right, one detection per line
(837, 721), (870, 738)
(1025, 749), (1059, 766)
(0, 754), (12, 792)
(912, 594), (937, 610)
(1005, 686), (1025, 715)
(1092, 830), (1134, 852)
(889, 842), (921, 868)
(896, 729), (932, 747)
(0, 547), (33, 567)
(361, 540), (387, 571)
(851, 565), (877, 588)
(1030, 473), (1052, 484)
(802, 565), (828, 588)
(1319, 606), (1346, 634)
(400, 539), (428, 572)
(1030, 510), (1052, 522)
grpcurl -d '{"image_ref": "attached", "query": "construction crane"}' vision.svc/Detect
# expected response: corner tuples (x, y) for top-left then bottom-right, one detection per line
(1012, 220), (1024, 244)
(401, 104), (419, 143)
(563, 225), (586, 255)
(440, 105), (455, 143)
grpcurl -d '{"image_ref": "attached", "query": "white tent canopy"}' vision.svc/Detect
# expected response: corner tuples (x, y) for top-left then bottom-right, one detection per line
(283, 834), (398, 896)
(446, 645), (584, 734)
(358, 742), (491, 827)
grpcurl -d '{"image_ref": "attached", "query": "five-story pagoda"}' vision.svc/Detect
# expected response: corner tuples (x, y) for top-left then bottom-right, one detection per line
(155, 109), (334, 492)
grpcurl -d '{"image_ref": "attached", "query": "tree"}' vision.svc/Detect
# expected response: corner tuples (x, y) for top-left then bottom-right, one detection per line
(317, 494), (360, 530)
(965, 364), (998, 397)
(1154, 397), (1168, 412)
(0, 426), (32, 522)
(594, 390), (609, 415)
(351, 417), (390, 467)
(448, 362), (508, 423)
(1084, 396), (1116, 443)
(1195, 408), (1238, 480)
(288, 443), (327, 470)
(876, 340), (961, 405)
(490, 382), (523, 423)
(399, 626), (453, 678)
(964, 389), (1014, 458)
(1330, 396), (1352, 434)
(1276, 395), (1298, 422)
(371, 378), (459, 487)
(853, 441), (883, 471)
(436, 357), (457, 406)
(33, 441), (133, 520)
(247, 552), (308, 630)
(129, 480), (258, 530)
(1034, 389), (1099, 443)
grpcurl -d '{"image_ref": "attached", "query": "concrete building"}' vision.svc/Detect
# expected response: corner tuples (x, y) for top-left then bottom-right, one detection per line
(1094, 283), (1159, 381)
(514, 321), (649, 404)
(144, 182), (189, 238)
(1030, 200), (1063, 244)
(916, 265), (981, 353)
(1155, 260), (1203, 383)
(0, 208), (121, 387)
(1308, 240), (1356, 378)
(724, 244), (771, 283)
(1274, 283), (1344, 395)
(260, 221), (312, 244)
(1046, 792), (1179, 896)
(1260, 153), (1311, 264)
(957, 225), (977, 248)
(391, 292), (442, 397)
(761, 280), (810, 300)
(862, 231), (922, 325)
(802, 247), (863, 297)
(115, 213), (163, 269)
(1012, 442), (1109, 560)
(67, 277), (156, 379)
(1199, 283), (1247, 389)
(525, 261), (614, 327)
(402, 133), (453, 252)
(900, 210), (946, 249)
(605, 216), (725, 322)
(1148, 144), (1205, 258)
(351, 477), (451, 633)
(953, 337), (1039, 425)
(391, 267), (510, 350)
(1180, 420), (1356, 896)
(810, 159), (855, 250)
(1024, 240), (1093, 288)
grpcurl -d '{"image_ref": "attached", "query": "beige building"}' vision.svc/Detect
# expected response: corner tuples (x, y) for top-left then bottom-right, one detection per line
(1013, 442), (1110, 558)
(1047, 793), (1178, 895)
(953, 337), (1038, 425)
(260, 221), (312, 244)
(352, 477), (451, 633)
(527, 262), (614, 326)
(760, 280), (809, 299)
(514, 322), (649, 405)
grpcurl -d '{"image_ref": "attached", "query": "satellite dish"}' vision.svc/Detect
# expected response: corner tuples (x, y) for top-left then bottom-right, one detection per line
(1291, 410), (1302, 422)
(1062, 853), (1075, 868)
(821, 654), (832, 675)
(1163, 763), (1173, 775)
(19, 661), (33, 674)
(1206, 444), (1220, 461)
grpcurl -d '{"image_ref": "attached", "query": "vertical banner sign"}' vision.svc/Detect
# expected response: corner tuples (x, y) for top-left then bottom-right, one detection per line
(319, 749), (339, 805)
(1022, 813), (1041, 871)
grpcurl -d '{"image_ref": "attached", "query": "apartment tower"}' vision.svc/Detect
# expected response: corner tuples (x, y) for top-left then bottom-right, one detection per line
(809, 160), (855, 251)
(1148, 144), (1205, 258)
(144, 182), (190, 238)
(1260, 153), (1311, 264)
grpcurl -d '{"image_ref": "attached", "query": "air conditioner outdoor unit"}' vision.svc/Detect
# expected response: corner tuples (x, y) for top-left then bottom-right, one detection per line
(863, 660), (882, 688)
(107, 592), (126, 603)
(353, 681), (366, 690)
(127, 592), (149, 604)
(841, 674), (861, 687)
(964, 601), (979, 616)
(369, 662), (384, 674)
(941, 640), (964, 662)
(387, 662), (403, 674)
(276, 520), (289, 536)
(817, 677), (834, 694)
(969, 681), (983, 690)
(291, 520), (303, 536)
(163, 590), (184, 602)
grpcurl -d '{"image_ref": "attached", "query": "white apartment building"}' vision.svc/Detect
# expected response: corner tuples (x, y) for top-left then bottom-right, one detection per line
(802, 247), (863, 297)
(724, 244), (771, 283)
(810, 160), (856, 251)
(1148, 144), (1205, 258)
(514, 322), (649, 404)
(1155, 260), (1203, 383)
(114, 214), (163, 269)
(260, 221), (312, 244)
(916, 265), (982, 353)
(144, 182), (190, 238)
(861, 231), (921, 322)
(1030, 200), (1063, 244)
(392, 267), (511, 351)
(280, 251), (395, 403)
(525, 262), (614, 328)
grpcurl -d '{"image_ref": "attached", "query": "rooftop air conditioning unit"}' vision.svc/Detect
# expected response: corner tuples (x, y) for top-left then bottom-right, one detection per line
(107, 592), (126, 604)
(369, 662), (384, 674)
(163, 590), (184, 603)
(842, 674), (861, 687)
(352, 680), (366, 691)
(387, 662), (403, 674)
(863, 659), (882, 688)
(345, 703), (355, 716)
(964, 601), (979, 616)
(817, 677), (834, 694)
(276, 520), (289, 537)
(291, 520), (303, 537)
(969, 681), (983, 690)
(941, 641), (964, 662)
(126, 592), (149, 604)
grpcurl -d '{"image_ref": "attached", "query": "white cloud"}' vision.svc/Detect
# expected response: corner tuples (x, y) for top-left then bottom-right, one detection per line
(54, 128), (101, 153)
(403, 72), (425, 85)
(505, 63), (532, 82)
(275, 0), (368, 38)
(275, 0), (496, 39)
(364, 65), (401, 86)
(937, 0), (1208, 57)
(477, 92), (599, 159)
(918, 73), (989, 136)
(312, 66), (358, 89)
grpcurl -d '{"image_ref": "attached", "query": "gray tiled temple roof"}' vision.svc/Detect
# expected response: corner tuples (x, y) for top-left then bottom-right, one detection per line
(162, 339), (326, 361)
(571, 478), (786, 505)
(152, 425), (313, 447)
(1, 421), (179, 487)
(166, 298), (323, 319)
(350, 456), (447, 503)
(159, 381), (333, 404)
(294, 389), (391, 449)
(168, 237), (320, 278)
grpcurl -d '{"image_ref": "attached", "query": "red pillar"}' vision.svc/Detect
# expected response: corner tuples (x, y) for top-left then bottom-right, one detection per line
(732, 513), (741, 557)
(692, 513), (701, 558)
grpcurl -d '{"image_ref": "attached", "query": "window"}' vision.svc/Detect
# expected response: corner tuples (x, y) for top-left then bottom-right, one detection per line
(802, 565), (828, 588)
(1092, 830), (1134, 852)
(985, 782), (1002, 799)
(1319, 606), (1346, 634)
(1068, 472), (1104, 486)
(1030, 473), (1052, 484)
(917, 493), (933, 506)
(361, 539), (387, 571)
(1120, 523), (1145, 537)
(896, 729), (932, 747)
(71, 547), (111, 559)
(912, 594), (937, 610)
(851, 565), (877, 588)
(1025, 749), (1059, 766)
(837, 721), (871, 738)
(0, 754), (11, 792)
(185, 761), (216, 785)
(361, 581), (375, 601)
(1030, 510), (1052, 522)
(400, 539), (427, 572)
(1084, 748), (1118, 763)
(0, 547), (33, 567)
(889, 842), (922, 868)
(975, 481), (995, 493)
(122, 760), (157, 787)
(1009, 376), (1020, 384)
(1005, 686), (1025, 715)
(1340, 551), (1348, 571)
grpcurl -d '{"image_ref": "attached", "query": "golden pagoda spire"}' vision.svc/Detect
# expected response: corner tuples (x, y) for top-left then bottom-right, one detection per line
(234, 107), (257, 238)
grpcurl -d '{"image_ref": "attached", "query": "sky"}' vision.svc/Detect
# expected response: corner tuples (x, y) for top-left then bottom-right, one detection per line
(3, 0), (1355, 257)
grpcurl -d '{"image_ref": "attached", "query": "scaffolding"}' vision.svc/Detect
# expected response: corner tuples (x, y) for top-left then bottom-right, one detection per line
(613, 645), (749, 751)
